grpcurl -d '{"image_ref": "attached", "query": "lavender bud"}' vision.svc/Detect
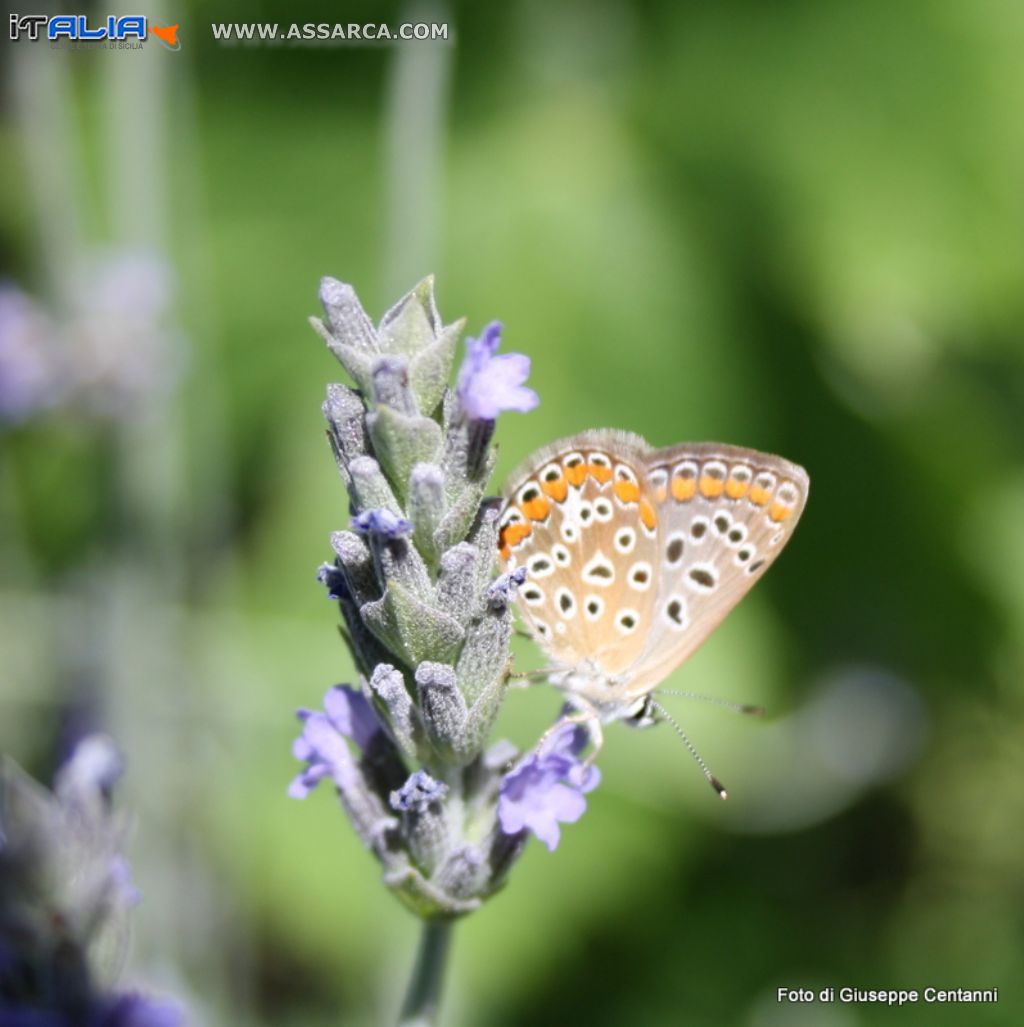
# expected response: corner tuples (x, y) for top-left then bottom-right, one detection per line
(407, 462), (447, 567)
(416, 662), (469, 763)
(389, 770), (450, 875)
(318, 277), (378, 353)
(368, 664), (421, 762)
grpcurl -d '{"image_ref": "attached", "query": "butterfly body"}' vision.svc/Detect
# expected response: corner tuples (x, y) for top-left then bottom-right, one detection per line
(499, 430), (809, 731)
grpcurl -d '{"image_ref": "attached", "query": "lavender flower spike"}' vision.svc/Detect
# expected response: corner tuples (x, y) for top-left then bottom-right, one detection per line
(456, 321), (539, 421)
(498, 723), (601, 851)
(302, 276), (553, 1021)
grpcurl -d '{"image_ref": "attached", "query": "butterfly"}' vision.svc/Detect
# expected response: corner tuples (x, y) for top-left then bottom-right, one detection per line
(498, 430), (809, 795)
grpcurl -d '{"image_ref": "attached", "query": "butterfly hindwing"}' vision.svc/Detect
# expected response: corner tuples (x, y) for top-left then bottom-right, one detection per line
(622, 443), (809, 698)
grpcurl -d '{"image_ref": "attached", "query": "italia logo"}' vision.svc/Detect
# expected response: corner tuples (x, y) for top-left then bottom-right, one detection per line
(8, 14), (181, 49)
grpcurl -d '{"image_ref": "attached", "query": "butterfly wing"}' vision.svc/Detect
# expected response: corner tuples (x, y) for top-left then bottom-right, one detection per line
(499, 430), (664, 680)
(618, 442), (809, 698)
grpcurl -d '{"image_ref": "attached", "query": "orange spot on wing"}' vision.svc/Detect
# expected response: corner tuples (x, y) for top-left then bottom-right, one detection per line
(519, 496), (551, 521)
(699, 475), (725, 498)
(588, 463), (613, 484)
(725, 479), (750, 499)
(639, 497), (658, 530)
(749, 485), (771, 506)
(769, 502), (793, 523)
(565, 463), (588, 487)
(499, 522), (532, 550)
(613, 480), (640, 504)
(499, 544), (511, 560)
(671, 476), (697, 501)
(654, 485), (667, 503)
(540, 476), (568, 502)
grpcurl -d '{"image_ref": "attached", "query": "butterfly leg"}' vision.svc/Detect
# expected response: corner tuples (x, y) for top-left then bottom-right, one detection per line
(505, 665), (570, 690)
(533, 701), (604, 765)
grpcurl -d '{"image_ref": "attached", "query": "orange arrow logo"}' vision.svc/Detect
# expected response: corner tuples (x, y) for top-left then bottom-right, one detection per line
(150, 24), (179, 49)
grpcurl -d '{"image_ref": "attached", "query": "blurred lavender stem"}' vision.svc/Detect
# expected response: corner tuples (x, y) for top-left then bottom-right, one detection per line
(398, 920), (453, 1027)
(384, 1), (452, 297)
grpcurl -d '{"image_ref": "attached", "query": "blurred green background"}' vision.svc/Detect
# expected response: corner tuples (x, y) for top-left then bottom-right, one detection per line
(2, 1), (1023, 1024)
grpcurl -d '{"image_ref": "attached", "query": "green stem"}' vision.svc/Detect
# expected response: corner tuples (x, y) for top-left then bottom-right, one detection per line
(398, 919), (454, 1027)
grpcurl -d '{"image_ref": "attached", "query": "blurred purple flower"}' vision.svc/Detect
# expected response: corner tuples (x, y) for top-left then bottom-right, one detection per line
(0, 992), (184, 1026)
(456, 322), (539, 421)
(102, 992), (185, 1027)
(497, 723), (600, 851)
(0, 284), (62, 424)
(288, 685), (383, 799)
(0, 739), (185, 1025)
(351, 508), (412, 538)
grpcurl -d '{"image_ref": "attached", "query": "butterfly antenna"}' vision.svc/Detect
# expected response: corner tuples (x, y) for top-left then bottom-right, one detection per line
(656, 689), (764, 717)
(650, 699), (728, 800)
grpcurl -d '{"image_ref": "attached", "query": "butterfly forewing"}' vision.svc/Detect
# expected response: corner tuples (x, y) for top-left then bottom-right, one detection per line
(499, 430), (808, 716)
(500, 432), (662, 678)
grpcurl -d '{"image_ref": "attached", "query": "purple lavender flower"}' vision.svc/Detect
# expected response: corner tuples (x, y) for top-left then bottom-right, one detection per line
(456, 322), (539, 422)
(390, 770), (448, 813)
(316, 562), (348, 600)
(351, 508), (413, 538)
(498, 723), (600, 851)
(486, 567), (528, 610)
(289, 685), (383, 798)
